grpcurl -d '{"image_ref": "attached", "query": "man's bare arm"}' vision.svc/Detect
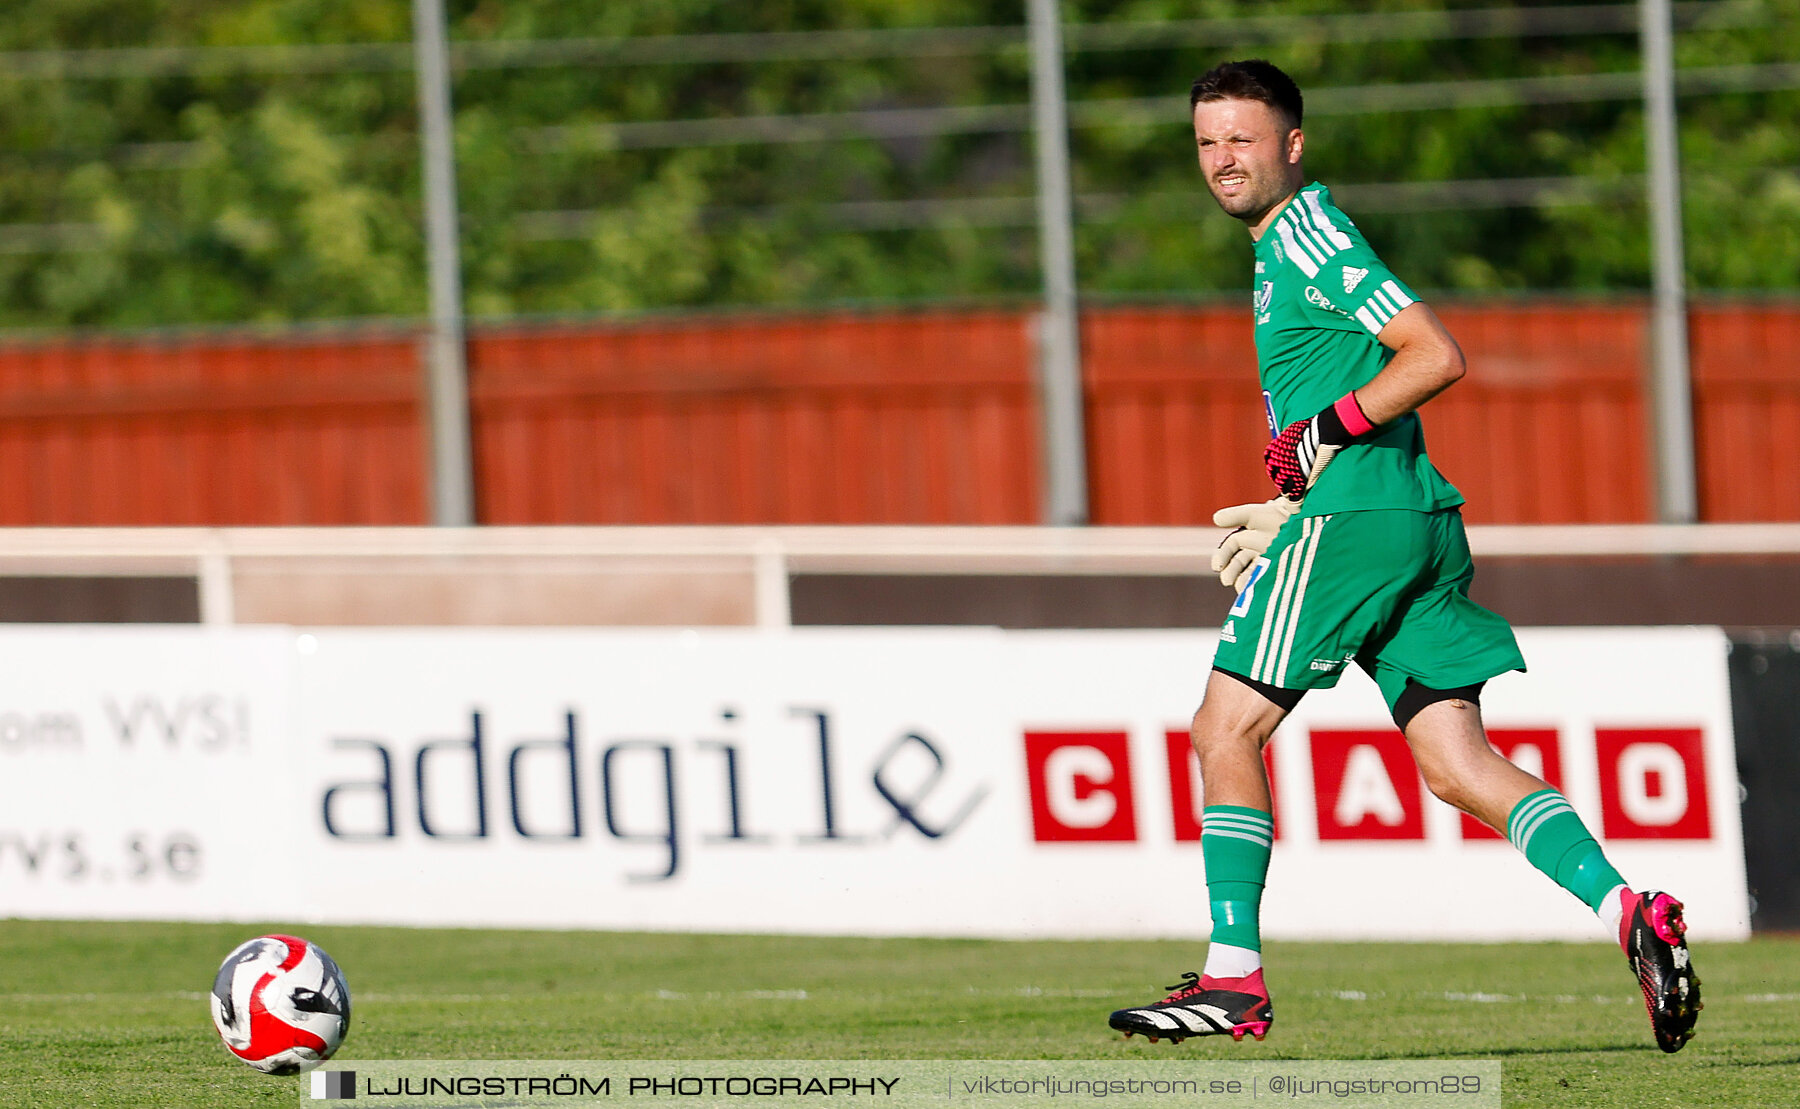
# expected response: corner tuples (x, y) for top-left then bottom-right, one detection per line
(1262, 301), (1467, 499)
(1353, 301), (1466, 425)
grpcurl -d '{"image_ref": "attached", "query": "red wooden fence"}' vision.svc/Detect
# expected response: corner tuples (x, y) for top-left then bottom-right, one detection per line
(469, 311), (1039, 525)
(1691, 305), (1800, 522)
(0, 302), (1793, 525)
(0, 325), (423, 525)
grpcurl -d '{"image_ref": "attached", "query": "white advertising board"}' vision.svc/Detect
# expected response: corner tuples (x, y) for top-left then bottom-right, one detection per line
(0, 626), (1749, 941)
(0, 627), (297, 920)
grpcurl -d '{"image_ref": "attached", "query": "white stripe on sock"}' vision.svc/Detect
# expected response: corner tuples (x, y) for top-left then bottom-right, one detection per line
(1202, 813), (1275, 832)
(1512, 799), (1576, 855)
(1201, 828), (1273, 847)
(1506, 792), (1566, 849)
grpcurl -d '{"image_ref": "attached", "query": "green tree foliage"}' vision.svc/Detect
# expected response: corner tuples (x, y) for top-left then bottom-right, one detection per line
(0, 0), (1795, 328)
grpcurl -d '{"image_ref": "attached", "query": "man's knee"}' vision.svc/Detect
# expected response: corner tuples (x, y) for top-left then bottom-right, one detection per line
(1397, 679), (1491, 811)
(1190, 706), (1265, 760)
(1191, 669), (1299, 757)
(1418, 759), (1470, 811)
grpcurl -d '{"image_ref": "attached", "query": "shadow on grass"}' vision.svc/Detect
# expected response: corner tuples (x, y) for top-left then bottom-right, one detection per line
(1395, 1042), (1800, 1065)
(1384, 1042), (1646, 1059)
(1685, 1054), (1800, 1068)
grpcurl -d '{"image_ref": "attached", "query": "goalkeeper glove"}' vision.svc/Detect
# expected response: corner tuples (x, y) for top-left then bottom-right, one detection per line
(1263, 392), (1378, 500)
(1211, 497), (1299, 591)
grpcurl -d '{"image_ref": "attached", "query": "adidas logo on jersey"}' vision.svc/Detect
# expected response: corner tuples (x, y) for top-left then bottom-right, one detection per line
(1342, 266), (1369, 294)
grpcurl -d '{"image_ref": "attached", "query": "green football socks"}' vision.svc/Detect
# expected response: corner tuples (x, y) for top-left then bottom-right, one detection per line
(1202, 805), (1275, 954)
(1506, 788), (1627, 913)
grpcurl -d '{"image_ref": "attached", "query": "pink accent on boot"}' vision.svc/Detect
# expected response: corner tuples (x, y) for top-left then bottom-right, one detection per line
(1204, 968), (1273, 1039)
(1201, 967), (1268, 996)
(1615, 888), (1636, 951)
(1617, 889), (1687, 952)
(1647, 893), (1687, 944)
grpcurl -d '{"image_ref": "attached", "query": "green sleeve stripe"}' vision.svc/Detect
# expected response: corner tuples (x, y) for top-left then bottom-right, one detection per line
(1274, 219), (1322, 277)
(1300, 191), (1355, 250)
(1287, 214), (1338, 267)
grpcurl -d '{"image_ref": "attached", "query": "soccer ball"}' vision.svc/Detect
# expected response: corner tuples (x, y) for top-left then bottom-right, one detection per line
(209, 934), (351, 1075)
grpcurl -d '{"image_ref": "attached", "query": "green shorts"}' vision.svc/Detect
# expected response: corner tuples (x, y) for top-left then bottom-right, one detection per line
(1213, 508), (1525, 712)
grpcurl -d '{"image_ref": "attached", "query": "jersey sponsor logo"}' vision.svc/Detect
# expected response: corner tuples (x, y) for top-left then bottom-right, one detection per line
(1271, 237), (1284, 263)
(1342, 266), (1369, 293)
(1304, 285), (1348, 316)
(1256, 260), (1266, 274)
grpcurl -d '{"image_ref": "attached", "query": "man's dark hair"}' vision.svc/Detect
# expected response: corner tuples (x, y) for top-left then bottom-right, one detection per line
(1189, 60), (1303, 130)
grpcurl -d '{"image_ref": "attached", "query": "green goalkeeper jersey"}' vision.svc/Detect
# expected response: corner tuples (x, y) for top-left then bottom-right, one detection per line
(1251, 182), (1463, 517)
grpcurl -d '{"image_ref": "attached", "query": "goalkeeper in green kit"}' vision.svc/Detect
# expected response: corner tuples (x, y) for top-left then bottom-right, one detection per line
(1105, 60), (1701, 1053)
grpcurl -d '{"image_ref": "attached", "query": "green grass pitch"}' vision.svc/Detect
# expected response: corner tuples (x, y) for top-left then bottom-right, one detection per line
(1, 921), (1795, 1107)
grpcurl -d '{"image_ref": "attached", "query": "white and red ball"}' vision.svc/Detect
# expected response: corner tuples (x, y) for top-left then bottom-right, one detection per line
(209, 934), (351, 1075)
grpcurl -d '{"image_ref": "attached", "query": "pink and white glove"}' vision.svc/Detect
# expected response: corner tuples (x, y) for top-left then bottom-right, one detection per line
(1263, 392), (1377, 500)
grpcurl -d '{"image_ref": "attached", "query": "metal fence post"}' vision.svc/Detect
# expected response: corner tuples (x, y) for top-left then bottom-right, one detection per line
(1640, 0), (1698, 523)
(413, 0), (475, 526)
(1027, 0), (1089, 526)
